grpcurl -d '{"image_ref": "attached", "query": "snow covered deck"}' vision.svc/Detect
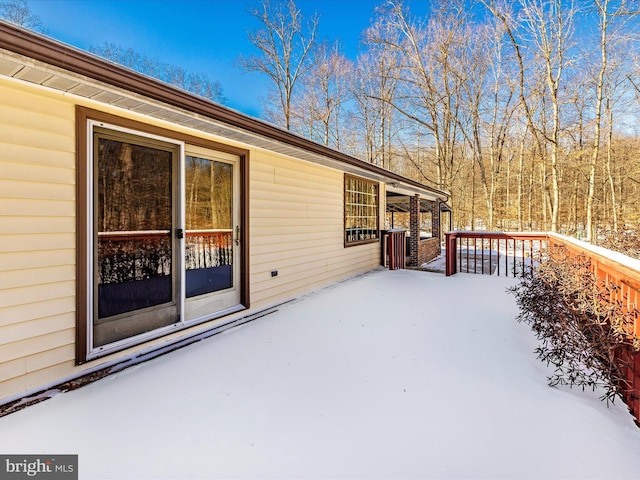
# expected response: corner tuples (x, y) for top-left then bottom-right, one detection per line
(2, 269), (640, 479)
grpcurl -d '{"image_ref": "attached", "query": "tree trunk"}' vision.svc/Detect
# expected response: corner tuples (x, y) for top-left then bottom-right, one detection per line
(605, 100), (618, 231)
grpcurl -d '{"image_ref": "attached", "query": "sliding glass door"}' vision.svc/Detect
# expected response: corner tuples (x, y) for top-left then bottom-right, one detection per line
(89, 125), (241, 355)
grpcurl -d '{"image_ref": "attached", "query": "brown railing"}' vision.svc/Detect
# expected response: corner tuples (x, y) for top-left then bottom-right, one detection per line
(445, 231), (549, 277)
(445, 231), (639, 328)
(551, 235), (640, 322)
(446, 232), (640, 303)
(446, 230), (640, 420)
(383, 229), (407, 270)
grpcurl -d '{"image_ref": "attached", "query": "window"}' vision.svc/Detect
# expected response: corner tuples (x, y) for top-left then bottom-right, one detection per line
(344, 175), (379, 245)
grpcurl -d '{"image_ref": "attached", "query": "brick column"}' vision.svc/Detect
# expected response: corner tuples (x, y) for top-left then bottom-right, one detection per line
(432, 199), (441, 255)
(409, 194), (420, 267)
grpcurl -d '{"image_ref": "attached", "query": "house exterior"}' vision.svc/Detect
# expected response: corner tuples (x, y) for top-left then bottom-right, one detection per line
(0, 21), (448, 410)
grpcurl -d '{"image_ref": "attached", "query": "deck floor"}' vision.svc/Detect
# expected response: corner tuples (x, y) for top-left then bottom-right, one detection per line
(1, 269), (640, 479)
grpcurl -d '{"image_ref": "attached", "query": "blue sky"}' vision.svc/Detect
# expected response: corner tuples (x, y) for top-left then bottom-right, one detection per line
(29, 0), (417, 117)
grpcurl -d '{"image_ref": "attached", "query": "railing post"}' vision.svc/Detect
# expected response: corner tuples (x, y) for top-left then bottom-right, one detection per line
(388, 232), (396, 270)
(445, 232), (457, 276)
(386, 229), (407, 270)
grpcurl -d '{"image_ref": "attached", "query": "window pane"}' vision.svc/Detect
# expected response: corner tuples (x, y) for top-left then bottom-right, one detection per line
(96, 138), (173, 319)
(94, 134), (177, 349)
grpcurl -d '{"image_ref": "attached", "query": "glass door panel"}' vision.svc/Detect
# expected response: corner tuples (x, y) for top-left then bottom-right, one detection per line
(184, 150), (240, 322)
(93, 132), (179, 348)
(185, 156), (233, 297)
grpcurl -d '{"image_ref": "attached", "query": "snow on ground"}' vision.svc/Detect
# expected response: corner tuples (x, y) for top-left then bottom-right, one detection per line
(2, 269), (640, 479)
(422, 254), (446, 272)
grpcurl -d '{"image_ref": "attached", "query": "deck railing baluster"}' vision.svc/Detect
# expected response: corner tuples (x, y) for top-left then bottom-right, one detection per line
(466, 237), (470, 274)
(473, 238), (477, 274)
(481, 237), (485, 275)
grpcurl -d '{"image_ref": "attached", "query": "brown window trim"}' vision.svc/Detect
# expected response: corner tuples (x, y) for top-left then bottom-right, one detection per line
(75, 106), (250, 364)
(343, 173), (380, 248)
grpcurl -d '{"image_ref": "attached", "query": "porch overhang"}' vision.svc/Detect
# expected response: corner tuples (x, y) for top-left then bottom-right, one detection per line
(384, 191), (446, 268)
(385, 192), (445, 213)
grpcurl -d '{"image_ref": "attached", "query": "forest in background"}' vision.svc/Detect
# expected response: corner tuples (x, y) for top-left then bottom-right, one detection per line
(239, 0), (640, 244)
(3, 0), (640, 245)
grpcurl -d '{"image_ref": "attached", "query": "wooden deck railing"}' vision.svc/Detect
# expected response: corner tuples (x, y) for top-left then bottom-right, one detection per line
(383, 229), (407, 270)
(445, 232), (640, 308)
(446, 230), (640, 420)
(445, 231), (549, 277)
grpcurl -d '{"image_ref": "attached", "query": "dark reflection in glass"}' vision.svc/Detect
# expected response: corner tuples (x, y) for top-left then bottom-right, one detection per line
(96, 138), (173, 320)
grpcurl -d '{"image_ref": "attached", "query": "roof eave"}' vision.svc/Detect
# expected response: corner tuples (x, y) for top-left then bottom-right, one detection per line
(0, 20), (449, 202)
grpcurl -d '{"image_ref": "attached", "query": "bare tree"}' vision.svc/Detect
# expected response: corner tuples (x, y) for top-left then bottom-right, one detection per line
(238, 0), (318, 130)
(483, 0), (578, 232)
(523, 0), (578, 232)
(292, 41), (353, 149)
(460, 17), (519, 230)
(90, 43), (226, 103)
(349, 53), (383, 163)
(355, 17), (404, 168)
(366, 0), (471, 196)
(584, 0), (640, 240)
(586, 0), (612, 241)
(0, 0), (45, 31)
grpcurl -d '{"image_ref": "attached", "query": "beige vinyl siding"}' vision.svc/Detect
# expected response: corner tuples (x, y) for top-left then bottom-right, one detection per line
(0, 80), (76, 398)
(0, 75), (383, 402)
(0, 265), (74, 290)
(249, 153), (381, 307)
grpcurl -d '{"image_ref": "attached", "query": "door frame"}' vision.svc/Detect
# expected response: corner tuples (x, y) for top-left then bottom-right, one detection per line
(76, 106), (250, 364)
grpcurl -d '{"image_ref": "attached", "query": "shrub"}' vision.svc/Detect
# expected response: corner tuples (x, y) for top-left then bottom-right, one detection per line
(599, 229), (640, 261)
(509, 245), (637, 404)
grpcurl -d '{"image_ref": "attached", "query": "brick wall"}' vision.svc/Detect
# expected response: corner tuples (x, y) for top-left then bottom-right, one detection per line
(432, 199), (441, 242)
(417, 237), (440, 265)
